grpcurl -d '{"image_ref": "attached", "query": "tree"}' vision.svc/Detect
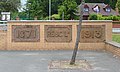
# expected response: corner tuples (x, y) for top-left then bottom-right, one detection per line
(25, 0), (64, 20)
(0, 0), (21, 12)
(75, 0), (81, 5)
(58, 0), (78, 20)
(70, 0), (85, 65)
(116, 0), (120, 13)
(25, 0), (49, 19)
(51, 0), (64, 15)
(0, 0), (21, 19)
(109, 0), (117, 9)
(18, 11), (28, 20)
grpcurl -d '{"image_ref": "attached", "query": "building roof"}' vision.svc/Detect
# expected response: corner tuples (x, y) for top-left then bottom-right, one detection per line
(80, 3), (119, 16)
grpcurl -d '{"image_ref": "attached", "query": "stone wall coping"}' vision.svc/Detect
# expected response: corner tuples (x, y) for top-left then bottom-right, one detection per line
(8, 20), (112, 23)
(0, 21), (7, 23)
(106, 41), (120, 48)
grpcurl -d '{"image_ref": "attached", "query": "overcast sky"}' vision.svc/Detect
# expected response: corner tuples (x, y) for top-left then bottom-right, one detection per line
(21, 0), (27, 6)
(19, 0), (27, 12)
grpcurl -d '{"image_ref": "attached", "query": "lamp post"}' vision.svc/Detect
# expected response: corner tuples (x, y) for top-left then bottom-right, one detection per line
(28, 3), (31, 20)
(49, 0), (51, 20)
(62, 12), (64, 20)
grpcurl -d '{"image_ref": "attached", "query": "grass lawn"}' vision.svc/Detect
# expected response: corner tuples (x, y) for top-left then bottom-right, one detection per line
(112, 34), (120, 43)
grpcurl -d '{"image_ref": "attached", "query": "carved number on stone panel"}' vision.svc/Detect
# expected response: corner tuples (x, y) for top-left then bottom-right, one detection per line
(12, 25), (40, 42)
(80, 25), (105, 43)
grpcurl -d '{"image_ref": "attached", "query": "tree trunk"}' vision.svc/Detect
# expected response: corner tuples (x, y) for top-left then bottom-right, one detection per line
(70, 0), (85, 65)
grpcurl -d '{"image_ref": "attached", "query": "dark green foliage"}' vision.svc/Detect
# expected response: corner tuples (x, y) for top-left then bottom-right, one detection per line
(18, 11), (28, 20)
(23, 0), (79, 20)
(116, 0), (120, 13)
(51, 0), (64, 15)
(89, 14), (120, 21)
(0, 0), (21, 20)
(0, 0), (21, 12)
(25, 0), (64, 20)
(58, 0), (77, 20)
(25, 0), (49, 19)
(75, 0), (81, 5)
(109, 0), (117, 9)
(89, 14), (97, 20)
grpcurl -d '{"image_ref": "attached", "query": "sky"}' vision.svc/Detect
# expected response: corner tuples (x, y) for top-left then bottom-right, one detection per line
(21, 0), (27, 6)
(20, 0), (27, 12)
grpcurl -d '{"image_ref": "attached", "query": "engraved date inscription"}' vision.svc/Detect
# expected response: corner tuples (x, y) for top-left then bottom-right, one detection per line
(80, 25), (105, 43)
(12, 25), (40, 42)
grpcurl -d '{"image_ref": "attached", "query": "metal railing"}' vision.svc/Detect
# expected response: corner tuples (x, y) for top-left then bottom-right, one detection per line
(0, 21), (7, 31)
(112, 28), (120, 33)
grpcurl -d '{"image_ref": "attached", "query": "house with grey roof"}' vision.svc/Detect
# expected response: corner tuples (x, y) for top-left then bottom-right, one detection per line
(81, 3), (119, 20)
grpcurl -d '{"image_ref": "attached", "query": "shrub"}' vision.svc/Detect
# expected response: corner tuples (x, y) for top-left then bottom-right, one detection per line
(97, 14), (103, 20)
(89, 14), (120, 21)
(89, 13), (97, 20)
(44, 16), (49, 20)
(112, 16), (119, 21)
(51, 14), (61, 20)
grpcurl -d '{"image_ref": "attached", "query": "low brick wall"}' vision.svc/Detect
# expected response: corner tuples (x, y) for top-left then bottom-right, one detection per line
(113, 21), (120, 28)
(6, 20), (112, 50)
(105, 41), (120, 57)
(0, 31), (7, 50)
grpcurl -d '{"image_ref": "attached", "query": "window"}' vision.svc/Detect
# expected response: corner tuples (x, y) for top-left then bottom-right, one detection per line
(106, 8), (111, 12)
(84, 8), (89, 12)
(93, 6), (100, 12)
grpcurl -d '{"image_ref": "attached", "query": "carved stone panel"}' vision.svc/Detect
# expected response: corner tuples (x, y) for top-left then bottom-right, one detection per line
(12, 25), (40, 42)
(45, 25), (72, 42)
(80, 25), (105, 43)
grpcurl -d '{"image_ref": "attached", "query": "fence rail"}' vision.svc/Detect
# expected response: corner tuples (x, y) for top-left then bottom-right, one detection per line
(112, 28), (120, 33)
(0, 21), (7, 31)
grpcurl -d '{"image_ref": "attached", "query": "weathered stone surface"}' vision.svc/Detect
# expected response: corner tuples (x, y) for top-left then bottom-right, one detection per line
(45, 25), (72, 42)
(49, 60), (92, 70)
(80, 25), (105, 43)
(12, 25), (40, 42)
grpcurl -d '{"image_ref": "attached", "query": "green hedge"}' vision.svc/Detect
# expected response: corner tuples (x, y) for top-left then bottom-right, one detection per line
(89, 14), (120, 21)
(89, 13), (97, 20)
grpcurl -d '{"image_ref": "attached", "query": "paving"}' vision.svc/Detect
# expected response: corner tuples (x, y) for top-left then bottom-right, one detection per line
(0, 50), (120, 72)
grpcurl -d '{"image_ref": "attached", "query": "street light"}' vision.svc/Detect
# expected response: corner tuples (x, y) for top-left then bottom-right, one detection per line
(62, 12), (64, 20)
(49, 0), (51, 20)
(28, 3), (31, 20)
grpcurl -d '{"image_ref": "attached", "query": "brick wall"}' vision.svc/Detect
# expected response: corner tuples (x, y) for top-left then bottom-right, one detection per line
(113, 21), (120, 28)
(105, 41), (120, 57)
(5, 20), (112, 51)
(0, 31), (7, 50)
